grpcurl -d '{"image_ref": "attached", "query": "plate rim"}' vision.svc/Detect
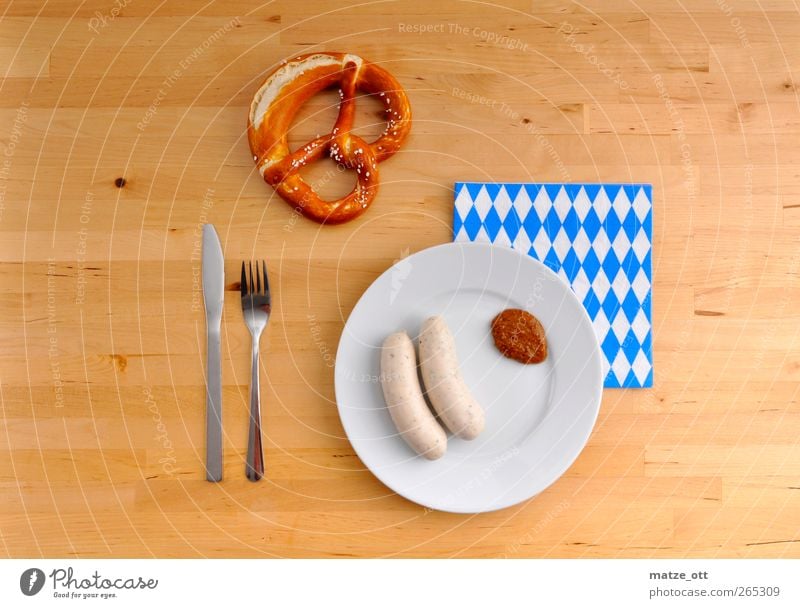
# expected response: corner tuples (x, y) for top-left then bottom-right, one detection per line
(334, 241), (603, 514)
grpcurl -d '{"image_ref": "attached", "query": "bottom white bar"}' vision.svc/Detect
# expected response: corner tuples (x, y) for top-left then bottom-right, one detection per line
(1, 559), (797, 607)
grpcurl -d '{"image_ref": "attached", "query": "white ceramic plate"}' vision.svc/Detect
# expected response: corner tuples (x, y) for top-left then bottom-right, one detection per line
(334, 242), (602, 513)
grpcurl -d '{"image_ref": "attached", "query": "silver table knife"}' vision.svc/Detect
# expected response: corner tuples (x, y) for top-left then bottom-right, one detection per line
(202, 224), (224, 482)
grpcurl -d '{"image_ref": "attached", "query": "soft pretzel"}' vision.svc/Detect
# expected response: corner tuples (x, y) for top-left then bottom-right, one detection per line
(247, 52), (412, 224)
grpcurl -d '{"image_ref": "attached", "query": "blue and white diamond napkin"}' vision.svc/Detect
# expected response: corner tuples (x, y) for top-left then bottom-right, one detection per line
(453, 183), (653, 388)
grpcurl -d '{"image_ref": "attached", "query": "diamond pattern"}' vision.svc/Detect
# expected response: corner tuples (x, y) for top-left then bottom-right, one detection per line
(493, 186), (514, 221)
(571, 227), (591, 263)
(453, 182), (653, 388)
(503, 207), (522, 242)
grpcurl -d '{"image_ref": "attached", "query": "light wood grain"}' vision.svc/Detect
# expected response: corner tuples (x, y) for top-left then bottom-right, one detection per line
(1, 0), (799, 558)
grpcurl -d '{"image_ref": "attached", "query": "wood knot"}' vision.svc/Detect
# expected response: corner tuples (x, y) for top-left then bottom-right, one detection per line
(114, 177), (127, 188)
(694, 309), (724, 317)
(108, 354), (127, 372)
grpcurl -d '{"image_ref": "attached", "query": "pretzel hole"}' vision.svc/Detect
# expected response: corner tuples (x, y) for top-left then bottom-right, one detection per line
(287, 89), (340, 154)
(298, 156), (357, 201)
(348, 92), (387, 143)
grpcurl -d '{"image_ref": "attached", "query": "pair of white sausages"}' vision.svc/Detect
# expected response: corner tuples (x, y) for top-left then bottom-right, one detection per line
(379, 316), (485, 460)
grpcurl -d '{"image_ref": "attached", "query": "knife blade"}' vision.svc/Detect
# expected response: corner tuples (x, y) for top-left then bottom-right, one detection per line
(202, 224), (224, 482)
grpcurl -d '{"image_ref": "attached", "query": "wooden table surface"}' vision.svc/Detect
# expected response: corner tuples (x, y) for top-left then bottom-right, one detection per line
(2, 0), (799, 558)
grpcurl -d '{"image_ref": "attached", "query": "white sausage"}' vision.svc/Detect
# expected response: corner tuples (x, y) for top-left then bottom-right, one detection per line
(380, 332), (447, 460)
(418, 316), (485, 440)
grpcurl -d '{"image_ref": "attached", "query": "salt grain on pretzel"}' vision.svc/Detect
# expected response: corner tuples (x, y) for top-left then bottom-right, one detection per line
(248, 52), (412, 224)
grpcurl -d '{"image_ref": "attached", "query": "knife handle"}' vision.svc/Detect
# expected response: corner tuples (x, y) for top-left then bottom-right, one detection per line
(205, 328), (223, 482)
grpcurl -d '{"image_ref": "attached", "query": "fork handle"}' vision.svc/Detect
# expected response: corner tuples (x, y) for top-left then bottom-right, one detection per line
(246, 342), (264, 481)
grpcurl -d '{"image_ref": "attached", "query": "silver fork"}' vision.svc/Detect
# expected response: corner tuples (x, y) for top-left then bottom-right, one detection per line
(241, 260), (271, 481)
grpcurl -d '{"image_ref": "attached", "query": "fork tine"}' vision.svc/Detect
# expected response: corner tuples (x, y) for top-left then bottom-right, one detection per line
(255, 260), (261, 293)
(262, 260), (269, 297)
(249, 260), (255, 294)
(240, 261), (247, 297)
